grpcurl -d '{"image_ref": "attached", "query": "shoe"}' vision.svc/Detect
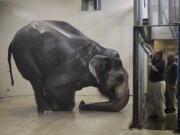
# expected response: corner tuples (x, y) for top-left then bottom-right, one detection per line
(170, 108), (176, 113)
(166, 108), (176, 114)
(165, 108), (170, 114)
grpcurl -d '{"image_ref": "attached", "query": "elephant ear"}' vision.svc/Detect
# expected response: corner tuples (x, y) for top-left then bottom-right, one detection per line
(89, 55), (111, 83)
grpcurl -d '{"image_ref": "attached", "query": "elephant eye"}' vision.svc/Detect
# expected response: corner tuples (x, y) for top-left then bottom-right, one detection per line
(101, 61), (105, 64)
(116, 75), (124, 83)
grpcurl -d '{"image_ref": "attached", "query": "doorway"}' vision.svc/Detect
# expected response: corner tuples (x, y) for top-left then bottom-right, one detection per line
(132, 25), (180, 131)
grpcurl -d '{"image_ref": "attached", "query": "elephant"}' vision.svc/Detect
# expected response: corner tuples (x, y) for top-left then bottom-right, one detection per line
(8, 20), (129, 113)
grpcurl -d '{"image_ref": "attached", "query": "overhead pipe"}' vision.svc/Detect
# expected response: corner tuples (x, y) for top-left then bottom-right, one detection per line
(82, 0), (89, 10)
(94, 0), (101, 10)
(82, 0), (101, 11)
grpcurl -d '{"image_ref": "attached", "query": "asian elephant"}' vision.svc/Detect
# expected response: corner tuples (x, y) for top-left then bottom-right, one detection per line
(8, 20), (129, 113)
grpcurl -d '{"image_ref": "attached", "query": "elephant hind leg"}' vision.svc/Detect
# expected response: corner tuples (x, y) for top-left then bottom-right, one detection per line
(13, 50), (51, 113)
(30, 80), (51, 113)
(44, 73), (76, 111)
(58, 95), (75, 111)
(46, 88), (75, 111)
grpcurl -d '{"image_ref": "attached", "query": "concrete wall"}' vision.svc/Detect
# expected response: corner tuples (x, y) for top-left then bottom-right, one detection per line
(0, 0), (133, 97)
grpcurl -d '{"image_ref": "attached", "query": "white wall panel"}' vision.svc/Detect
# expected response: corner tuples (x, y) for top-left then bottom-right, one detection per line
(0, 0), (133, 97)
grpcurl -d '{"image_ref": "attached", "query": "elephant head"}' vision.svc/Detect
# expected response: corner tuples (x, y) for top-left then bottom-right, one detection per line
(79, 54), (129, 112)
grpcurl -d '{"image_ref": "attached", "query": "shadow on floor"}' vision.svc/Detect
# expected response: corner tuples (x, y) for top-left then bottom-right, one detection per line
(142, 113), (177, 130)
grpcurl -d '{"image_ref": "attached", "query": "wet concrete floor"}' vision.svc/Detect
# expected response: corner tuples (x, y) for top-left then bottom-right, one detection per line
(0, 96), (178, 135)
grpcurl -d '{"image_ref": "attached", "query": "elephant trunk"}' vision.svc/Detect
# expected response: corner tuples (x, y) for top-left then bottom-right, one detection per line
(79, 69), (129, 112)
(79, 82), (129, 112)
(114, 81), (129, 111)
(79, 95), (129, 112)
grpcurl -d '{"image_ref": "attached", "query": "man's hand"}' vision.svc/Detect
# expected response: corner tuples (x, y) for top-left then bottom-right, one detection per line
(148, 63), (159, 72)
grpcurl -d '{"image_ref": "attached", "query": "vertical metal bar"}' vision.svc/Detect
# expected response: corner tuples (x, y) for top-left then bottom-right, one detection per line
(134, 0), (142, 25)
(168, 0), (171, 23)
(174, 0), (177, 23)
(148, 0), (152, 25)
(177, 26), (180, 132)
(132, 27), (140, 128)
(178, 0), (180, 23)
(158, 0), (163, 24)
(144, 0), (146, 7)
(169, 0), (175, 24)
(138, 0), (142, 25)
(134, 0), (138, 25)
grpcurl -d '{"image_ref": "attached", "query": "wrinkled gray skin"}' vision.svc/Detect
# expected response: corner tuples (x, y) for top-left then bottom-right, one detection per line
(8, 20), (129, 113)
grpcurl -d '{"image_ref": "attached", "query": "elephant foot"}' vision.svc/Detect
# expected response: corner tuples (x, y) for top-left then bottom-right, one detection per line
(41, 110), (52, 114)
(79, 100), (86, 110)
(50, 103), (75, 111)
(38, 105), (52, 114)
(51, 105), (74, 111)
(48, 101), (59, 111)
(38, 109), (52, 114)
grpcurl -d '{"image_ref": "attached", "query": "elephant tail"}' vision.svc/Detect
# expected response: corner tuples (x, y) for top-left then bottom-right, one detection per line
(8, 42), (14, 86)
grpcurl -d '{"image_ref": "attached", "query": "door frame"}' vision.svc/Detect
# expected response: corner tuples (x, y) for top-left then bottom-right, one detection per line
(132, 25), (180, 130)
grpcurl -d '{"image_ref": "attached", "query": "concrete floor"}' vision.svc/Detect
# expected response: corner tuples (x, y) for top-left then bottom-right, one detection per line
(0, 96), (177, 135)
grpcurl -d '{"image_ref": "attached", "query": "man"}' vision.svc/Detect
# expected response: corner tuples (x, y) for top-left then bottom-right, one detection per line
(165, 52), (177, 114)
(148, 49), (166, 121)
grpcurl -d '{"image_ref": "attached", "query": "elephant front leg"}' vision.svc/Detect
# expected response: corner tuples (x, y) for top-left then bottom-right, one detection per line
(79, 99), (123, 112)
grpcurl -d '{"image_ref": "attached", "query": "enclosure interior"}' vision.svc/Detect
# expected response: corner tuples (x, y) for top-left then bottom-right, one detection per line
(1, 0), (180, 134)
(0, 1), (133, 135)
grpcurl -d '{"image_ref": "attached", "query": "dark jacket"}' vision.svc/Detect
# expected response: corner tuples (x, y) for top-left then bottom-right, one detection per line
(149, 59), (165, 82)
(165, 62), (177, 85)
